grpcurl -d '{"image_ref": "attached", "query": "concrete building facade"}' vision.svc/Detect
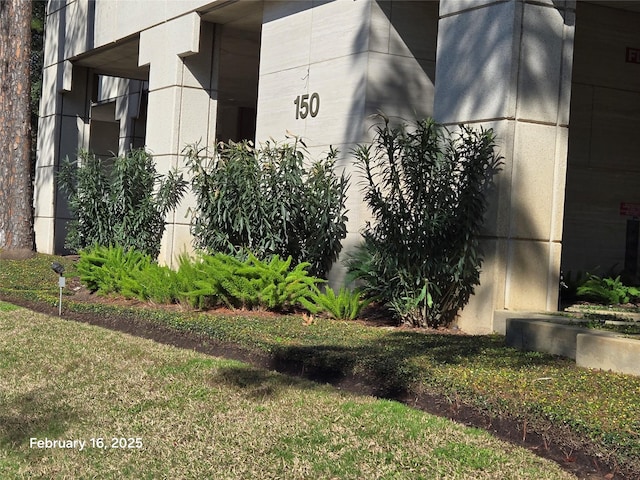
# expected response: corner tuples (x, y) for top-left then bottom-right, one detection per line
(34, 0), (640, 333)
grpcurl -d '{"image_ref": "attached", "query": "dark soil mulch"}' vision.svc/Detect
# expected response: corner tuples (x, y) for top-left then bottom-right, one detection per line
(0, 290), (629, 480)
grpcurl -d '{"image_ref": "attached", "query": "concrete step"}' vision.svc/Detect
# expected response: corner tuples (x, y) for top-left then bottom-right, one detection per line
(504, 317), (640, 377)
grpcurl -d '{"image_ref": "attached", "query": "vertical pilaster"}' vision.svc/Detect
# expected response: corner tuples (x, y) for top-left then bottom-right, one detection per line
(434, 0), (575, 333)
(34, 0), (94, 254)
(139, 14), (217, 265)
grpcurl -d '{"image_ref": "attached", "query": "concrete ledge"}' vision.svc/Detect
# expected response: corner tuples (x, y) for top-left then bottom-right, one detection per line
(505, 318), (614, 359)
(577, 334), (640, 377)
(493, 310), (571, 335)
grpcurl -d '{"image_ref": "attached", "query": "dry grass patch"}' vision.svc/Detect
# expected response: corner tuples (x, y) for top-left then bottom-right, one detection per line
(0, 305), (576, 479)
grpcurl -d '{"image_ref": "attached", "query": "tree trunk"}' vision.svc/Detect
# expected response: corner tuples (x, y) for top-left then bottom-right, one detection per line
(0, 0), (35, 256)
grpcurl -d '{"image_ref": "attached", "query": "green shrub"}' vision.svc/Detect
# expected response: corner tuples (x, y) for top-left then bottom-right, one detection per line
(347, 117), (501, 328)
(77, 246), (323, 312)
(300, 286), (370, 320)
(185, 139), (349, 278)
(58, 149), (187, 258)
(176, 252), (322, 312)
(77, 245), (153, 295)
(576, 274), (640, 304)
(121, 262), (178, 304)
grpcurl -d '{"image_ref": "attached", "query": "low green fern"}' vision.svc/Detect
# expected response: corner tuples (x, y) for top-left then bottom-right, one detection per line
(78, 246), (324, 312)
(301, 287), (370, 320)
(175, 252), (322, 311)
(77, 245), (152, 295)
(121, 263), (178, 304)
(577, 275), (640, 305)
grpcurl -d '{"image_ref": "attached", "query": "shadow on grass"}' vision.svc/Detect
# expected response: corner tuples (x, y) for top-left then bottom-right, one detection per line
(0, 388), (79, 449)
(209, 364), (318, 400)
(269, 330), (559, 399)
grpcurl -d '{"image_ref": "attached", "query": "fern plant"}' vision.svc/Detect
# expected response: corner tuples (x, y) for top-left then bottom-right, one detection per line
(175, 253), (242, 309)
(77, 245), (152, 295)
(78, 246), (323, 312)
(120, 263), (178, 304)
(577, 275), (640, 304)
(301, 287), (370, 320)
(247, 255), (322, 311)
(175, 252), (322, 311)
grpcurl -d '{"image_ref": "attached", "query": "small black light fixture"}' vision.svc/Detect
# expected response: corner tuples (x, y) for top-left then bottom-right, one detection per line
(51, 262), (66, 315)
(51, 262), (65, 276)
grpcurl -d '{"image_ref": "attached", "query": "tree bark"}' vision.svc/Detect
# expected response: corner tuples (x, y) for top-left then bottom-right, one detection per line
(0, 0), (35, 255)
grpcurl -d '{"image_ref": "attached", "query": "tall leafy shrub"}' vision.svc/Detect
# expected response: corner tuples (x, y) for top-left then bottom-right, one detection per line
(58, 149), (187, 258)
(347, 117), (502, 328)
(185, 139), (348, 278)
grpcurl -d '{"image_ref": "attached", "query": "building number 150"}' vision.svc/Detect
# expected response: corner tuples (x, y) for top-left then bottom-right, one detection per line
(294, 93), (320, 119)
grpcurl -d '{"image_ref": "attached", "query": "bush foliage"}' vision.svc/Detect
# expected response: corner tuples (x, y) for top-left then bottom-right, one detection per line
(57, 149), (187, 258)
(77, 246), (323, 313)
(347, 117), (502, 328)
(185, 139), (349, 278)
(300, 286), (371, 321)
(576, 274), (640, 305)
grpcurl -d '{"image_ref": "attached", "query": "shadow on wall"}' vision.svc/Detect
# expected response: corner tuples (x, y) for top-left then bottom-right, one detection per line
(434, 0), (573, 123)
(344, 0), (438, 148)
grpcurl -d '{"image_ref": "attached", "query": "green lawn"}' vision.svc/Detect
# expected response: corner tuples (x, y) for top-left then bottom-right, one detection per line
(1, 253), (639, 478)
(0, 305), (574, 479)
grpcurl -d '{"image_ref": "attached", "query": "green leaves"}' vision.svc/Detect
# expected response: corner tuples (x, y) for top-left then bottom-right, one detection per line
(77, 245), (154, 296)
(302, 287), (371, 320)
(57, 149), (187, 259)
(347, 118), (502, 328)
(577, 274), (640, 305)
(77, 246), (323, 313)
(185, 140), (349, 279)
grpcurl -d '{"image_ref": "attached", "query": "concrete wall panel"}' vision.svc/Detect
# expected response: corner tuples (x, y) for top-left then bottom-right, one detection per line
(439, 0), (507, 17)
(178, 87), (216, 149)
(259, 3), (312, 75)
(565, 83), (592, 167)
(456, 238), (506, 334)
(309, 1), (371, 64)
(590, 88), (640, 172)
(303, 55), (368, 146)
(364, 53), (434, 122)
(505, 240), (551, 310)
(144, 87), (181, 155)
(255, 65), (313, 141)
(562, 3), (640, 276)
(434, 1), (518, 123)
(511, 122), (557, 240)
(516, 3), (565, 123)
(386, 1), (438, 61)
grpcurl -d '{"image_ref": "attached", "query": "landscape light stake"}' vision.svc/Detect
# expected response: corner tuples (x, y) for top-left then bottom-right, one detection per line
(51, 262), (65, 316)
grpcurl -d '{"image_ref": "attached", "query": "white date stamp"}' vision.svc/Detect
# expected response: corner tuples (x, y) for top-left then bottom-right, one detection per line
(30, 437), (143, 451)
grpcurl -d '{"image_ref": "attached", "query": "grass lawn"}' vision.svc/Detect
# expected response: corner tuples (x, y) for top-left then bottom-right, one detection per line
(1, 253), (639, 478)
(0, 304), (575, 479)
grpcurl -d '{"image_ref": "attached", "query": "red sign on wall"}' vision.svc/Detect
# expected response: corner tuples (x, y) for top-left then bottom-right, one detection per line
(626, 47), (640, 64)
(620, 202), (640, 217)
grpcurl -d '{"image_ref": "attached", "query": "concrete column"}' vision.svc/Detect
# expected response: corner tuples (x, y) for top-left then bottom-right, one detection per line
(34, 61), (92, 253)
(139, 14), (218, 265)
(113, 79), (145, 154)
(434, 0), (576, 333)
(34, 0), (94, 254)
